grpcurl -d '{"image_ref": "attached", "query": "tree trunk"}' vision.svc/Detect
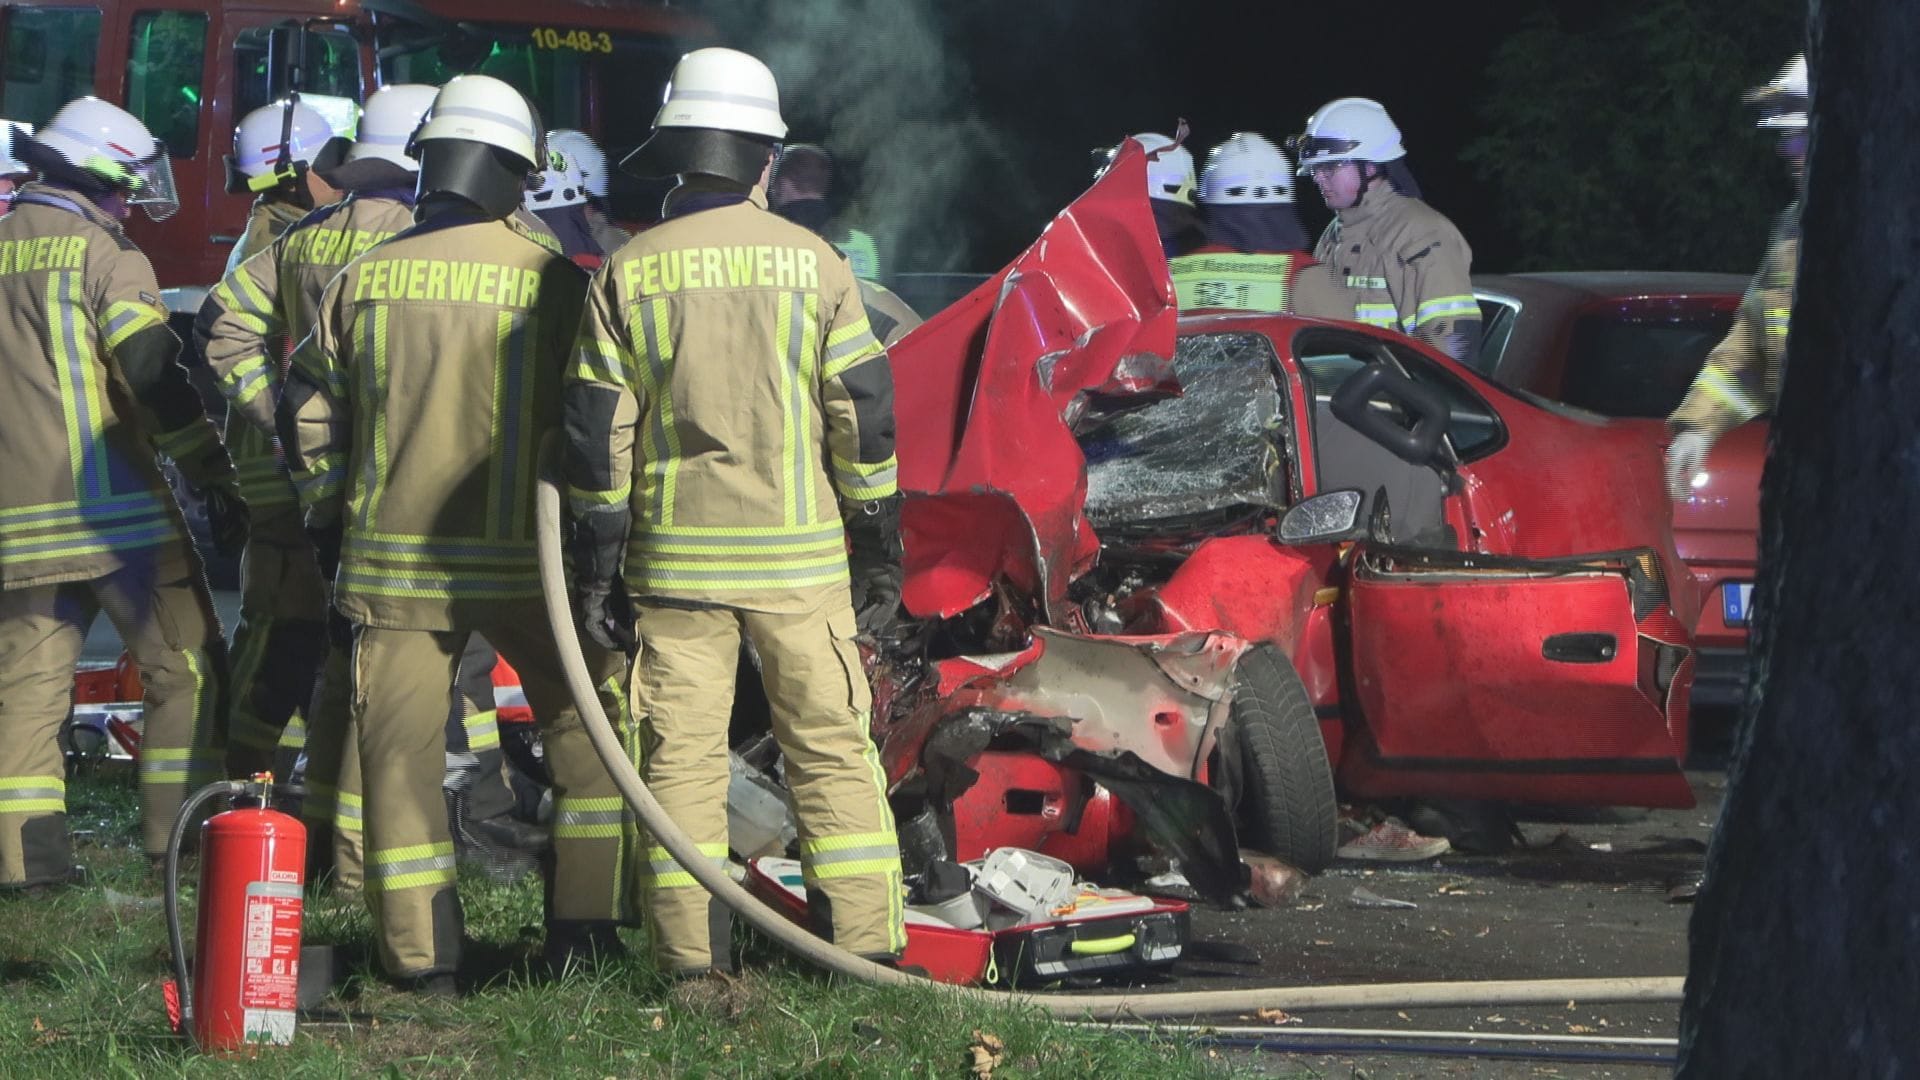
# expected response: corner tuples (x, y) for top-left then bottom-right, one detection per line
(1677, 4), (1920, 1074)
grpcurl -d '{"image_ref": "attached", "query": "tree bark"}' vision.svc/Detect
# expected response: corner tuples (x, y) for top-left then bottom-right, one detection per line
(1677, 3), (1920, 1074)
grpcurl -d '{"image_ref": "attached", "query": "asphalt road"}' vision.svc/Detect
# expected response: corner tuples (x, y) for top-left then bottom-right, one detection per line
(1129, 771), (1722, 1078)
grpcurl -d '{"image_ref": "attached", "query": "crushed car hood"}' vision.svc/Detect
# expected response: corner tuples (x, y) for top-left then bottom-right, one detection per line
(889, 141), (1178, 622)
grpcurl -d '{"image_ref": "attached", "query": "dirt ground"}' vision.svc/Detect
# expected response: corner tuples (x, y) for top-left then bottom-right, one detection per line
(1137, 768), (1724, 1078)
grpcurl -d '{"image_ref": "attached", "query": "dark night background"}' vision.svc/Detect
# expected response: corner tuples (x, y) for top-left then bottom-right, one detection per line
(673, 0), (1803, 277)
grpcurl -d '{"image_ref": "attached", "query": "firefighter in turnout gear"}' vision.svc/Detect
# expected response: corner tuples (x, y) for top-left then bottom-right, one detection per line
(1293, 98), (1481, 364)
(1096, 131), (1204, 258)
(0, 99), (233, 884)
(196, 83), (440, 887)
(566, 47), (907, 974)
(525, 143), (608, 267)
(1170, 133), (1349, 318)
(221, 99), (347, 275)
(769, 144), (882, 282)
(1666, 55), (1807, 499)
(278, 75), (631, 986)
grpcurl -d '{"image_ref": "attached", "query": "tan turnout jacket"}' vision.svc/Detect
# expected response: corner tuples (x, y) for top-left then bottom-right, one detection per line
(0, 183), (227, 588)
(1314, 183), (1480, 361)
(564, 184), (897, 613)
(281, 212), (587, 629)
(1668, 201), (1799, 438)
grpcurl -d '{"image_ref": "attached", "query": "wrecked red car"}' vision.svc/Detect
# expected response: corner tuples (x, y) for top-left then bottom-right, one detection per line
(870, 144), (1699, 893)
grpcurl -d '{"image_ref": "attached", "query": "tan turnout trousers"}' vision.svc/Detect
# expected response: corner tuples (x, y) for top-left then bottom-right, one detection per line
(353, 601), (630, 977)
(631, 592), (905, 971)
(0, 547), (225, 878)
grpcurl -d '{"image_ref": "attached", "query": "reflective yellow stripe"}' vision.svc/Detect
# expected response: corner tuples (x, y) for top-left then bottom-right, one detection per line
(637, 841), (727, 888)
(0, 776), (67, 815)
(463, 709), (500, 751)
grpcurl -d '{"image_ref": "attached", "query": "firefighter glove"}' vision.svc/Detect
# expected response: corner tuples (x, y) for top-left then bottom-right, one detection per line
(200, 481), (250, 559)
(308, 521), (344, 582)
(845, 494), (905, 636)
(1665, 430), (1714, 501)
(579, 579), (636, 654)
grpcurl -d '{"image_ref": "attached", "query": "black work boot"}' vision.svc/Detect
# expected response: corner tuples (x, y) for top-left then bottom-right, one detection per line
(543, 919), (627, 977)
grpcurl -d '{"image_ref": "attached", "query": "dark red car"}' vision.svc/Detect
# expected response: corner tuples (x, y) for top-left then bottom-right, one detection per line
(868, 154), (1700, 889)
(1472, 273), (1762, 708)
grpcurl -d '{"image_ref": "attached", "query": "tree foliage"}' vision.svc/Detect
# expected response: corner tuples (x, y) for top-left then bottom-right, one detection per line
(1464, 0), (1804, 272)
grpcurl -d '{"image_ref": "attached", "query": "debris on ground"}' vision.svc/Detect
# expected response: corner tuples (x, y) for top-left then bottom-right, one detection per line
(1348, 885), (1419, 910)
(968, 1029), (1006, 1078)
(1241, 850), (1307, 907)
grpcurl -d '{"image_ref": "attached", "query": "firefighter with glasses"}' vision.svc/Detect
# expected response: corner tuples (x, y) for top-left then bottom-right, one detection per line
(1292, 98), (1481, 364)
(279, 75), (631, 989)
(0, 98), (235, 888)
(565, 47), (907, 976)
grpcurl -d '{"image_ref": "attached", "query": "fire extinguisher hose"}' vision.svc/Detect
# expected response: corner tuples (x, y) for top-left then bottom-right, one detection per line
(530, 448), (1685, 1019)
(163, 779), (248, 1047)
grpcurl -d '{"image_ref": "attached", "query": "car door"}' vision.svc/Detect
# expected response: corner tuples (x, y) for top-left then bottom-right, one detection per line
(1284, 326), (1694, 808)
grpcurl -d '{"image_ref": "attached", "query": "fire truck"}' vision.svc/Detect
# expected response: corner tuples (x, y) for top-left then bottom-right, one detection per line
(0, 0), (707, 306)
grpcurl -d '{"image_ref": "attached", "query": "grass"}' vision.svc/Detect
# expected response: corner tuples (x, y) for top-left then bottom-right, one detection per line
(0, 769), (1246, 1078)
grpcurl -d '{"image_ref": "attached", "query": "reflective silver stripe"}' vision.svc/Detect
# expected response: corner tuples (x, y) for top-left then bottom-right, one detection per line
(672, 88), (779, 111)
(432, 104), (535, 138)
(800, 844), (898, 870)
(370, 850), (454, 881)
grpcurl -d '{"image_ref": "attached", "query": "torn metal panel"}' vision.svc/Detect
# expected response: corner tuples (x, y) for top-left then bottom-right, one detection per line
(890, 140), (1178, 622)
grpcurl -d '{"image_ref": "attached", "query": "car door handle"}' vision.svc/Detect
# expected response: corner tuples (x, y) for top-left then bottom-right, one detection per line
(211, 234), (241, 245)
(1542, 633), (1617, 664)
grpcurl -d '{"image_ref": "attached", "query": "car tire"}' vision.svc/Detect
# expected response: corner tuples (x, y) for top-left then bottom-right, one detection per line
(1231, 644), (1339, 873)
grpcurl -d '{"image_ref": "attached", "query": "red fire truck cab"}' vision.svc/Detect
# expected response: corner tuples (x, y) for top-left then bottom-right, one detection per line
(0, 0), (706, 303)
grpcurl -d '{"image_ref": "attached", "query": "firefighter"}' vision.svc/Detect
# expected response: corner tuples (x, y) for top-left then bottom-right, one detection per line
(196, 82), (440, 888)
(548, 129), (631, 255)
(566, 46), (907, 975)
(221, 99), (348, 275)
(525, 144), (607, 267)
(1096, 131), (1204, 258)
(769, 143), (883, 281)
(0, 121), (30, 211)
(0, 98), (237, 887)
(279, 74), (631, 990)
(1292, 98), (1481, 364)
(1666, 55), (1806, 499)
(1169, 133), (1349, 318)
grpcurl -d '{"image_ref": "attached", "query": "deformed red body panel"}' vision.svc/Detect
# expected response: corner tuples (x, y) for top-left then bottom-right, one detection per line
(891, 143), (1177, 620)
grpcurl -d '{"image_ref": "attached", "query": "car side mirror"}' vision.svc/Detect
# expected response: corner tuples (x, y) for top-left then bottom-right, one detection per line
(1278, 489), (1366, 546)
(1329, 361), (1451, 468)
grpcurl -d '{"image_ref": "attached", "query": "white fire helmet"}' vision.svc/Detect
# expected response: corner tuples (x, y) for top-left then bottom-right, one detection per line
(1, 120), (31, 177)
(525, 145), (588, 210)
(1199, 133), (1294, 205)
(32, 97), (178, 220)
(1748, 55), (1808, 130)
(652, 48), (787, 140)
(548, 129), (608, 198)
(349, 83), (438, 169)
(1130, 133), (1196, 206)
(229, 99), (338, 191)
(1290, 98), (1405, 175)
(413, 74), (541, 169)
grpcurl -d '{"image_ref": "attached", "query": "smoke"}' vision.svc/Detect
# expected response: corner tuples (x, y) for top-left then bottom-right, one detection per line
(692, 1), (1041, 274)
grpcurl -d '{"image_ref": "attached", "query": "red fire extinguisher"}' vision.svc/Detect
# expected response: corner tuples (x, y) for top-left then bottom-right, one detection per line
(163, 774), (306, 1052)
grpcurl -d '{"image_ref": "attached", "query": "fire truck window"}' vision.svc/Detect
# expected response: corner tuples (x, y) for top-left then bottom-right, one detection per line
(1, 7), (102, 126)
(126, 11), (209, 158)
(233, 26), (363, 137)
(379, 31), (586, 131)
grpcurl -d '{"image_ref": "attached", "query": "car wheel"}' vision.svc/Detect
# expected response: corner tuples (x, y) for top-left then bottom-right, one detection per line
(1231, 645), (1338, 872)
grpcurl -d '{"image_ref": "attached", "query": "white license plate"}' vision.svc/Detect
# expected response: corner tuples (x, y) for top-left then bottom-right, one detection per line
(1722, 582), (1755, 626)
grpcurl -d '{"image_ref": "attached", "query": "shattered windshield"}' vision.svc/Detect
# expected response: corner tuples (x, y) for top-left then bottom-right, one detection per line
(1079, 332), (1286, 528)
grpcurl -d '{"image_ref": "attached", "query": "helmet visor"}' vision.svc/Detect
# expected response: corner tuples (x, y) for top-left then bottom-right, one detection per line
(1285, 134), (1362, 162)
(125, 150), (179, 221)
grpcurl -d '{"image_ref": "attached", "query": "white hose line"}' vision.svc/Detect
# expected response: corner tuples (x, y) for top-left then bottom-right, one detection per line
(1089, 1021), (1679, 1048)
(532, 464), (1685, 1019)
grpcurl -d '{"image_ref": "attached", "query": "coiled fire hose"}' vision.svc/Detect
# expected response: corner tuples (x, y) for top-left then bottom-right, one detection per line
(532, 453), (1684, 1019)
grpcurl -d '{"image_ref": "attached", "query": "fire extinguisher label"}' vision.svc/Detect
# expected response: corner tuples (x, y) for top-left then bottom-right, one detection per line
(240, 881), (302, 1044)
